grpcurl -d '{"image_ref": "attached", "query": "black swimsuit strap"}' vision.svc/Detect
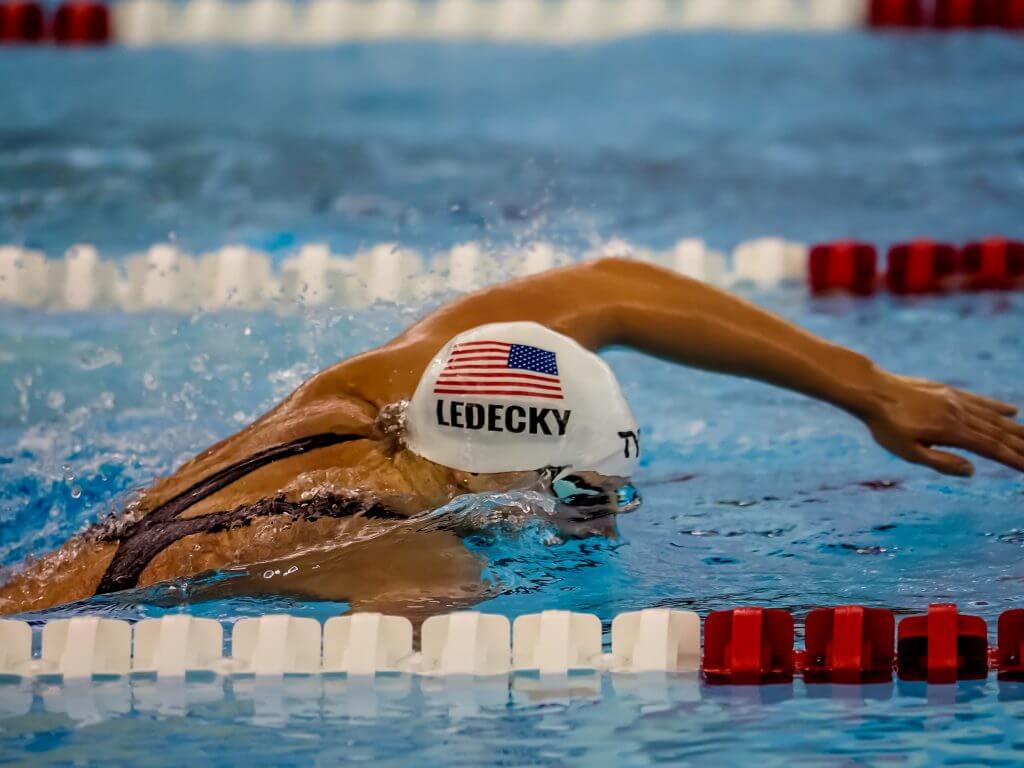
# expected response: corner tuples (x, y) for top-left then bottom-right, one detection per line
(95, 432), (384, 595)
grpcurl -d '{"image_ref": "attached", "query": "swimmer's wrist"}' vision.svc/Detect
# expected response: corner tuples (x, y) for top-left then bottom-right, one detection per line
(828, 351), (890, 420)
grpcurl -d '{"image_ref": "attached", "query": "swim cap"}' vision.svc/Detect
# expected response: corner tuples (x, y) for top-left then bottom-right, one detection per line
(405, 322), (639, 478)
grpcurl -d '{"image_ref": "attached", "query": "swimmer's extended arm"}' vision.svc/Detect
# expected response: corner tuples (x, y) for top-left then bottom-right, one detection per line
(336, 257), (1023, 477)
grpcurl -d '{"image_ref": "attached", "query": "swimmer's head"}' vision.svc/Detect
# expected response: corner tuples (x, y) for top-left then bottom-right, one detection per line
(405, 321), (640, 505)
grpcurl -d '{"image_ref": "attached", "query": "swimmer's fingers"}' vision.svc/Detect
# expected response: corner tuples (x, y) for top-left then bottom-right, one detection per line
(908, 444), (975, 477)
(946, 420), (1024, 473)
(966, 404), (1024, 440)
(969, 414), (1024, 465)
(954, 388), (1018, 418)
(872, 426), (973, 476)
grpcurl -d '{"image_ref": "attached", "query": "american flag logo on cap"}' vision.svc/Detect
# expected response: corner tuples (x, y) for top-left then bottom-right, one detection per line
(433, 341), (563, 400)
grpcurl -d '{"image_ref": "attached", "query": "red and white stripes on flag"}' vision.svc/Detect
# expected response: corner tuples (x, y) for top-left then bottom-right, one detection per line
(433, 340), (564, 400)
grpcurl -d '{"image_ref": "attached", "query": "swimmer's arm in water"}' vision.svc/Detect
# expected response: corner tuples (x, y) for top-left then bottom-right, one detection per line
(189, 528), (489, 627)
(335, 257), (1022, 477)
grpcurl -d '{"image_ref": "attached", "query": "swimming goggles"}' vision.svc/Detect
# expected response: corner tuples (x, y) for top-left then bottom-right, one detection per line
(544, 468), (641, 517)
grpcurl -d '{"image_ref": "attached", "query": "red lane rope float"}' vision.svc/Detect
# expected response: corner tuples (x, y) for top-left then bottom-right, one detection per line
(869, 0), (1024, 27)
(997, 609), (1024, 681)
(810, 237), (1024, 295)
(700, 604), (1024, 685)
(0, 0), (44, 42)
(869, 0), (926, 27)
(808, 241), (878, 295)
(1005, 0), (1024, 27)
(803, 606), (895, 683)
(939, 0), (1024, 25)
(885, 240), (960, 294)
(809, 237), (1024, 295)
(702, 607), (794, 685)
(960, 237), (1024, 290)
(896, 604), (989, 684)
(936, 0), (991, 26)
(52, 1), (110, 44)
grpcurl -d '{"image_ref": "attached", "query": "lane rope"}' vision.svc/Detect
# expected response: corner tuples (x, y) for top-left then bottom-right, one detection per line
(2, 0), (1024, 47)
(1, 237), (1021, 313)
(2, 603), (1022, 683)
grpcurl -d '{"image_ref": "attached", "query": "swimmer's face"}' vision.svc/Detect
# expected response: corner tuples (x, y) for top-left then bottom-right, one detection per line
(450, 468), (639, 522)
(548, 470), (640, 521)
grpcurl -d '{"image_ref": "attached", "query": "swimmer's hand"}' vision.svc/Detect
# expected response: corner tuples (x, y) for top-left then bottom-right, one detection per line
(862, 373), (1023, 477)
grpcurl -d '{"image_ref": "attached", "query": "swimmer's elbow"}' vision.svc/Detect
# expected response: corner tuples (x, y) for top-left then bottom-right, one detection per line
(584, 256), (701, 292)
(584, 256), (640, 280)
(577, 256), (660, 309)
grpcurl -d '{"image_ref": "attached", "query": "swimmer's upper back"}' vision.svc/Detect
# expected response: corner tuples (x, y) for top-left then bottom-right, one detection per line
(137, 379), (382, 516)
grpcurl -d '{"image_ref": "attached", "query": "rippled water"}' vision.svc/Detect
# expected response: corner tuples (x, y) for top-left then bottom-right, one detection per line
(2, 34), (1024, 257)
(2, 32), (1024, 767)
(2, 292), (1023, 765)
(2, 676), (1024, 766)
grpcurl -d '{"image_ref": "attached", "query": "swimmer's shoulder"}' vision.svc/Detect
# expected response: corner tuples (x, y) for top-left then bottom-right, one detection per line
(138, 379), (382, 516)
(138, 330), (443, 515)
(289, 338), (433, 411)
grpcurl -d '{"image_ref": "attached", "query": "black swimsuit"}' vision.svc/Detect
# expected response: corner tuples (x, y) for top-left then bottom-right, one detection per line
(93, 433), (402, 595)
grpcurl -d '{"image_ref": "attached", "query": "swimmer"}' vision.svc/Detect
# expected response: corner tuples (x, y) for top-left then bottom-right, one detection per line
(2, 257), (1022, 617)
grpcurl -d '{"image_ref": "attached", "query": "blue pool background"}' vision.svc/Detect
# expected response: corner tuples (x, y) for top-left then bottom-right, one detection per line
(3, 34), (1024, 256)
(1, 32), (1024, 766)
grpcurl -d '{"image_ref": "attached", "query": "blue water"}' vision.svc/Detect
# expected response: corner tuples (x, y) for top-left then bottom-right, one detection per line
(2, 33), (1024, 766)
(3, 34), (1024, 256)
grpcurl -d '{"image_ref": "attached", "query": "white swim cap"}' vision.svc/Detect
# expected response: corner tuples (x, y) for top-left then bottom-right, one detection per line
(405, 322), (639, 478)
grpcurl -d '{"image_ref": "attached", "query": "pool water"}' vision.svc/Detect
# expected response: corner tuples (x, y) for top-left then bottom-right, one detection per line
(2, 32), (1024, 766)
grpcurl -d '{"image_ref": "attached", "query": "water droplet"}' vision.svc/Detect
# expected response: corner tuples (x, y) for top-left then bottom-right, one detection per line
(79, 346), (123, 371)
(143, 372), (159, 391)
(46, 390), (66, 410)
(189, 354), (208, 374)
(70, 485), (82, 499)
(243, 327), (252, 336)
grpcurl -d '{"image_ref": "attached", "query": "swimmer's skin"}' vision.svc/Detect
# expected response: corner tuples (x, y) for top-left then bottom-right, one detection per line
(2, 257), (1022, 616)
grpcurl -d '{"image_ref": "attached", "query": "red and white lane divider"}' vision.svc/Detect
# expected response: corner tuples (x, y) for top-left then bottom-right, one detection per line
(0, 236), (1020, 313)
(1, 0), (1023, 46)
(1, 604), (1022, 683)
